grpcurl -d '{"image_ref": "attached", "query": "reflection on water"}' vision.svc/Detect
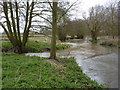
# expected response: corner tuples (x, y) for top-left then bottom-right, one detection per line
(25, 40), (118, 88)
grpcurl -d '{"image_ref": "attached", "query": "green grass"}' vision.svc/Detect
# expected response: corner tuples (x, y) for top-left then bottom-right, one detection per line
(0, 41), (70, 53)
(2, 53), (105, 88)
(89, 39), (98, 44)
(0, 41), (13, 52)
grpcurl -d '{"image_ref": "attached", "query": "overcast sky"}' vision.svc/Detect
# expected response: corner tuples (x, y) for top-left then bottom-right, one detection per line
(69, 0), (118, 19)
(0, 0), (118, 33)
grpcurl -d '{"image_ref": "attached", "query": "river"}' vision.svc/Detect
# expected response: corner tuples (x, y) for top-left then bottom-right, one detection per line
(25, 39), (118, 88)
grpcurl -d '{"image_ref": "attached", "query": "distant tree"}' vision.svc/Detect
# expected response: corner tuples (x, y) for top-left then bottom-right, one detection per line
(65, 20), (76, 39)
(104, 2), (118, 39)
(118, 1), (120, 39)
(83, 5), (105, 42)
(72, 20), (86, 39)
(0, 1), (35, 53)
(64, 19), (86, 39)
(57, 7), (70, 42)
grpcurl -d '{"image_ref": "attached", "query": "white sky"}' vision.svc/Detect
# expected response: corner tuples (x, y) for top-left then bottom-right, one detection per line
(0, 0), (118, 33)
(69, 0), (118, 19)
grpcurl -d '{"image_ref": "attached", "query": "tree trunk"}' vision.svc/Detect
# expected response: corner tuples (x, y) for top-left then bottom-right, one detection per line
(91, 31), (97, 41)
(92, 34), (97, 41)
(112, 36), (115, 39)
(14, 46), (24, 54)
(50, 1), (58, 59)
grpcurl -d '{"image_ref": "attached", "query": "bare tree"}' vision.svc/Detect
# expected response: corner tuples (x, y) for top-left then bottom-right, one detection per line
(67, 19), (86, 39)
(0, 1), (35, 53)
(50, 0), (58, 59)
(104, 2), (118, 39)
(57, 7), (70, 41)
(47, 0), (79, 59)
(83, 5), (105, 42)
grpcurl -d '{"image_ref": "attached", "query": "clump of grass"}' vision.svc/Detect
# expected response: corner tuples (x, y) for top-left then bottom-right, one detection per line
(89, 39), (98, 44)
(56, 44), (70, 50)
(2, 53), (105, 88)
(1, 41), (71, 53)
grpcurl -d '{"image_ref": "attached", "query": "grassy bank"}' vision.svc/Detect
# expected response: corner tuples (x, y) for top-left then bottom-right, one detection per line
(0, 41), (70, 53)
(2, 53), (105, 88)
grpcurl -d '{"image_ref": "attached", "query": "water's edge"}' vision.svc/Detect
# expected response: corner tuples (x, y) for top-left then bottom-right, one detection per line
(25, 41), (118, 88)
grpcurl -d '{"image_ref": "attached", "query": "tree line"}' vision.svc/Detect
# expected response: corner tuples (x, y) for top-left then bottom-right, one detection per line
(57, 1), (118, 42)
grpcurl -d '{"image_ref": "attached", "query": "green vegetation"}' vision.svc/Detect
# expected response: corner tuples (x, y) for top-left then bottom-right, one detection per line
(1, 41), (13, 52)
(89, 39), (98, 44)
(56, 44), (70, 50)
(0, 41), (70, 53)
(2, 53), (105, 88)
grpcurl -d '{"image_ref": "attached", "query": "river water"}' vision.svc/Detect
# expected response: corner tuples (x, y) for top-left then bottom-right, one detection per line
(25, 40), (118, 88)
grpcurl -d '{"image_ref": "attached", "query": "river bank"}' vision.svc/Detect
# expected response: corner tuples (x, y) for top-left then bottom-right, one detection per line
(0, 40), (70, 53)
(26, 40), (118, 88)
(2, 53), (104, 88)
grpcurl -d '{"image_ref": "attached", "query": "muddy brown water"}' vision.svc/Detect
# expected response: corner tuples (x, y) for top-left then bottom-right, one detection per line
(25, 40), (118, 88)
